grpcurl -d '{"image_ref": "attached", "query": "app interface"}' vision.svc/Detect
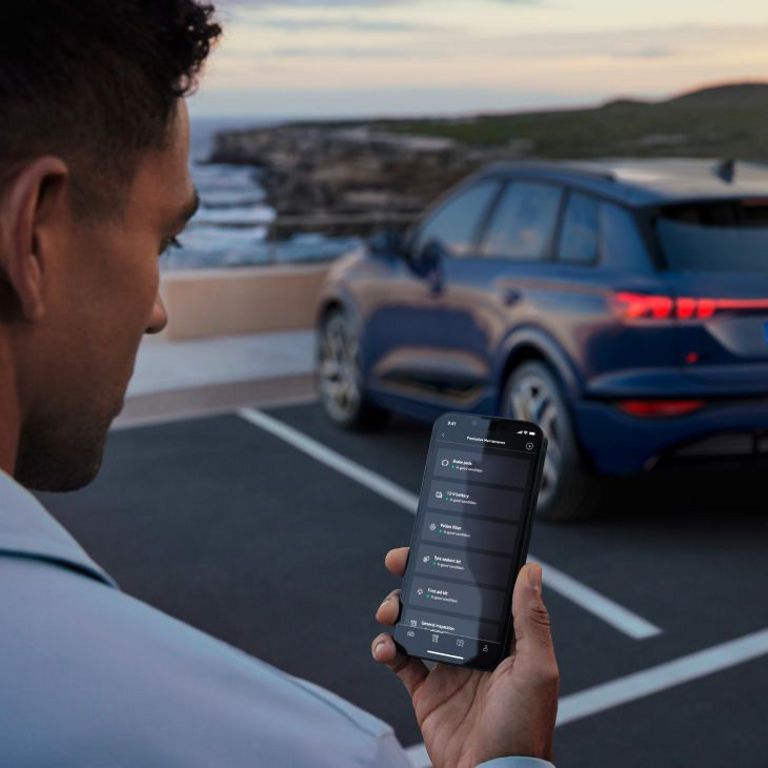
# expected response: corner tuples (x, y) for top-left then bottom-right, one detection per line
(397, 416), (539, 664)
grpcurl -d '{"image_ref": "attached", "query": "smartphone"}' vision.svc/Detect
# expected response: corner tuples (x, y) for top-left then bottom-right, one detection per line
(393, 412), (547, 671)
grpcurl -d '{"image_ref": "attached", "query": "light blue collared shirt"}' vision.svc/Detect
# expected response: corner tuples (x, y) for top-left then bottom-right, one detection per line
(0, 469), (553, 767)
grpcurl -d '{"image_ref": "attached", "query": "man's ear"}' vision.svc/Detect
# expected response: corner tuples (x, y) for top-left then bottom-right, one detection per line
(0, 157), (70, 323)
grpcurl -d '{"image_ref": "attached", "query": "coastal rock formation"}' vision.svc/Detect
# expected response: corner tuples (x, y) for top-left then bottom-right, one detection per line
(209, 124), (497, 218)
(208, 83), (768, 223)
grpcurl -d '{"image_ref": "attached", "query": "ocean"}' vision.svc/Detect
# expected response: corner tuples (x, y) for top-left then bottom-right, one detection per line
(162, 116), (361, 270)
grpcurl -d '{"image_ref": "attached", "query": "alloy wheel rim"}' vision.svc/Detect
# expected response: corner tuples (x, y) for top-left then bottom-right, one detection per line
(506, 372), (563, 507)
(318, 317), (362, 421)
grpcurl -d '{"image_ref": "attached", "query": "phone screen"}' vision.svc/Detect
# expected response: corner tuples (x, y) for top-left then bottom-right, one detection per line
(393, 412), (546, 670)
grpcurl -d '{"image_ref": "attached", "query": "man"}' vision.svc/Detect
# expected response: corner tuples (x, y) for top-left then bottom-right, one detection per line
(0, 2), (560, 765)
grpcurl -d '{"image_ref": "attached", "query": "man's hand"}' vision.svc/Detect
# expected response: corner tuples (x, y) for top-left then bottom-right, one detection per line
(371, 547), (559, 768)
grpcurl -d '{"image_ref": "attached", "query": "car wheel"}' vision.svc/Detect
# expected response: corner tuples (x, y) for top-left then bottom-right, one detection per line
(502, 360), (599, 521)
(316, 309), (390, 429)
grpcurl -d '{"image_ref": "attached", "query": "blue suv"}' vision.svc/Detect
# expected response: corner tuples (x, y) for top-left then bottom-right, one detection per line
(315, 160), (768, 520)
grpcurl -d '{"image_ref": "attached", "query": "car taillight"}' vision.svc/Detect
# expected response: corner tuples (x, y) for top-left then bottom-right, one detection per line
(617, 399), (705, 417)
(614, 292), (768, 320)
(614, 292), (675, 319)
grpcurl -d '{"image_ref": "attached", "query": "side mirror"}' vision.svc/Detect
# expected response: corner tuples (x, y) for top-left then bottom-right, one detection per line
(411, 238), (447, 278)
(368, 227), (408, 257)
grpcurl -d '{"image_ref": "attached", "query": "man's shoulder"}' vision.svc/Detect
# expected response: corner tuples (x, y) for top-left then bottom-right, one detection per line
(0, 555), (395, 766)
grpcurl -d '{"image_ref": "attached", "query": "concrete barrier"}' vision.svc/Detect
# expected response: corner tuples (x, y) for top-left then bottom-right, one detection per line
(158, 263), (331, 340)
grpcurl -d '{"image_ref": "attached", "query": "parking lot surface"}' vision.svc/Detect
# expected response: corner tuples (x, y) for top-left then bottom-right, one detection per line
(39, 401), (768, 767)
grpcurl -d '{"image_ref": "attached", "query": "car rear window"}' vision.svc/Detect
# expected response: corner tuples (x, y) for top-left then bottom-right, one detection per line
(656, 200), (768, 271)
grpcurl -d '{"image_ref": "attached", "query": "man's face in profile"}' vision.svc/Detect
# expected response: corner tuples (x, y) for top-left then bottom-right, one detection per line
(14, 101), (196, 492)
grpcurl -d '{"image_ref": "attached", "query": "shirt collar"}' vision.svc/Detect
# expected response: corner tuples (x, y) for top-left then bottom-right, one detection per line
(0, 469), (118, 589)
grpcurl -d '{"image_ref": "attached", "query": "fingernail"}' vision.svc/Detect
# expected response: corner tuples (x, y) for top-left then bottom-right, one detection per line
(374, 641), (386, 658)
(527, 564), (543, 591)
(379, 597), (390, 611)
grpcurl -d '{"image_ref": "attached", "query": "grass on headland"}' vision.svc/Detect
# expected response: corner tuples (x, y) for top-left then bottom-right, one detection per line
(293, 83), (768, 161)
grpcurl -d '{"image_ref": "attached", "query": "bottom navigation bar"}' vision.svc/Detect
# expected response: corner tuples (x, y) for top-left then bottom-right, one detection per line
(397, 625), (503, 666)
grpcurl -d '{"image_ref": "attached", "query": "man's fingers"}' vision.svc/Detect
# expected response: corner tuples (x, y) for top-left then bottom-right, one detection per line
(371, 633), (429, 697)
(384, 547), (409, 577)
(375, 548), (428, 699)
(510, 563), (559, 682)
(375, 589), (401, 625)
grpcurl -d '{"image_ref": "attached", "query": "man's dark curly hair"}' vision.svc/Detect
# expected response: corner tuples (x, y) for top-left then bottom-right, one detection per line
(0, 0), (221, 217)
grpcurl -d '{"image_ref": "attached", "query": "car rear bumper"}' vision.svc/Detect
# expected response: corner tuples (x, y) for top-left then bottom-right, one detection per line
(573, 397), (768, 474)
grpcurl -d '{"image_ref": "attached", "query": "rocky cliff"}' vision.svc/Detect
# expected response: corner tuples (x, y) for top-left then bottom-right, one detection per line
(208, 82), (768, 220)
(209, 124), (505, 218)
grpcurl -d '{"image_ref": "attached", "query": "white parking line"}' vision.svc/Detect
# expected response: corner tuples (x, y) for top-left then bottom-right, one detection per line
(238, 407), (420, 511)
(556, 627), (768, 726)
(237, 407), (662, 640)
(526, 556), (660, 640)
(405, 627), (768, 766)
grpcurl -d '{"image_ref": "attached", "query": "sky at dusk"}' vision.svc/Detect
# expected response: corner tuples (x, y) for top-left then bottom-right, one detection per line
(188, 0), (768, 119)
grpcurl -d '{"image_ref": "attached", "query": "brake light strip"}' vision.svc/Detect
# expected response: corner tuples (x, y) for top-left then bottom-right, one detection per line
(615, 292), (768, 320)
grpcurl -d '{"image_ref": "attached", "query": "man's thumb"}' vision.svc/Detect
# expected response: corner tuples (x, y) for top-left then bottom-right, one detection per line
(510, 563), (556, 666)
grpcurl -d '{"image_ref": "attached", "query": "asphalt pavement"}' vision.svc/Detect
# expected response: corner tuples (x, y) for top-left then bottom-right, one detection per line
(38, 401), (768, 768)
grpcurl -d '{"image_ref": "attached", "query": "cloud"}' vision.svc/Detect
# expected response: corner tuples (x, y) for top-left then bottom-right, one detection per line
(269, 46), (404, 57)
(206, 20), (768, 113)
(259, 16), (437, 31)
(217, 0), (537, 6)
(611, 47), (675, 59)
(217, 0), (412, 7)
(257, 29), (686, 62)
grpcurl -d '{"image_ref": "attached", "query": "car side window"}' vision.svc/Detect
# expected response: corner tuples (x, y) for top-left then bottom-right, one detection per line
(558, 191), (600, 264)
(413, 180), (499, 258)
(479, 181), (562, 261)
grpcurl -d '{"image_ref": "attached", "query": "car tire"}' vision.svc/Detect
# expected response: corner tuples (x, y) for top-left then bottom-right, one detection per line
(316, 309), (390, 430)
(502, 360), (599, 521)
